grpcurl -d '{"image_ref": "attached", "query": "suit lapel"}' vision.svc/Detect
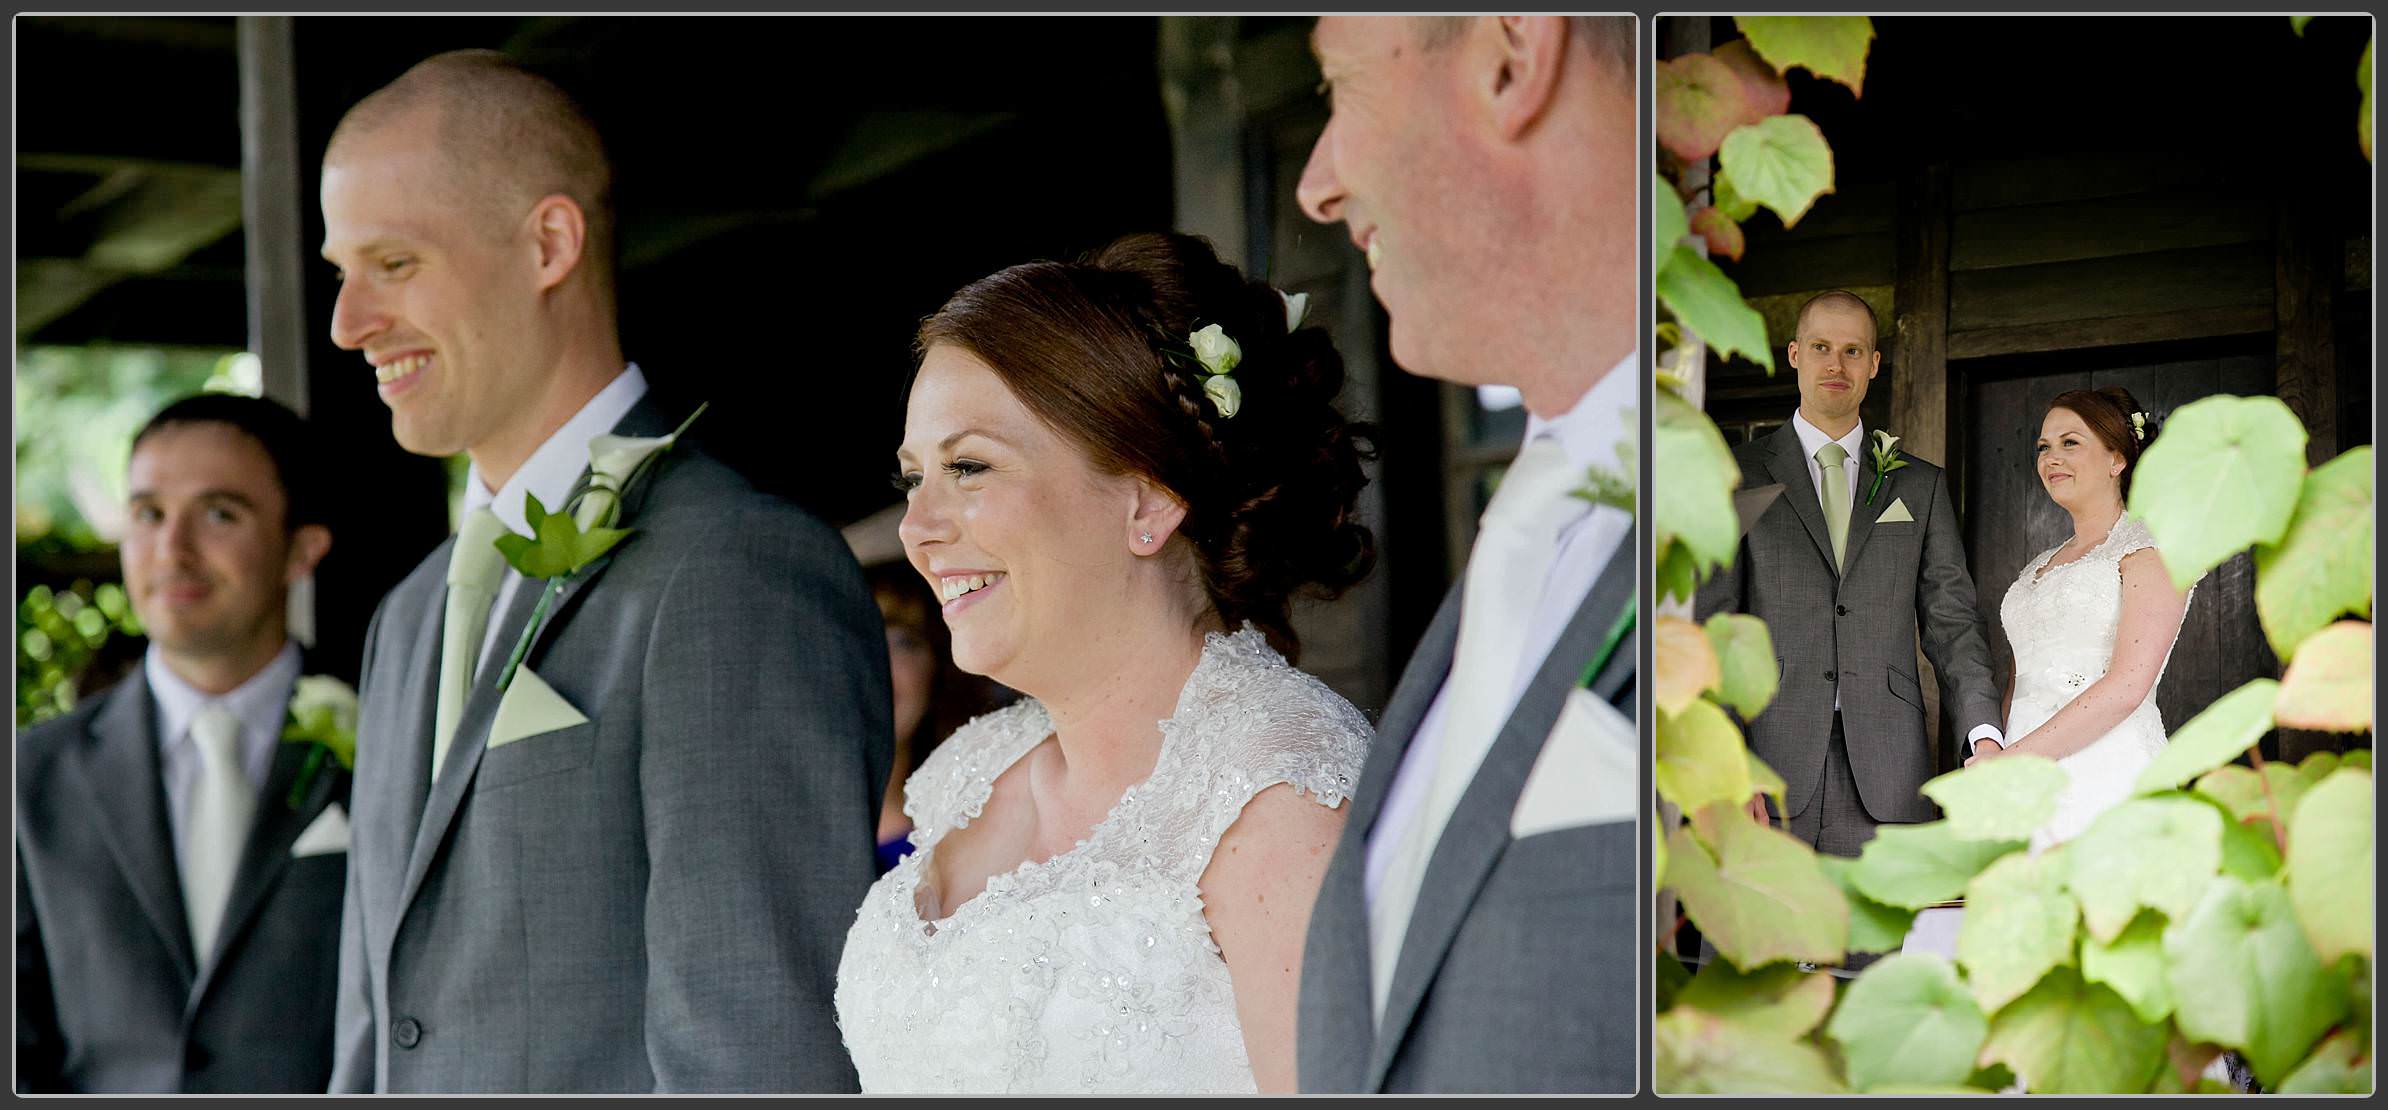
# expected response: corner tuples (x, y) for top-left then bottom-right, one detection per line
(69, 675), (198, 984)
(1350, 585), (1464, 836)
(188, 738), (340, 1011)
(1763, 423), (1838, 575)
(1367, 546), (1636, 1091)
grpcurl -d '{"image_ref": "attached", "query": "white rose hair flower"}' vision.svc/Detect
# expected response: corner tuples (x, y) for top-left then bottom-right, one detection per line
(1189, 324), (1242, 378)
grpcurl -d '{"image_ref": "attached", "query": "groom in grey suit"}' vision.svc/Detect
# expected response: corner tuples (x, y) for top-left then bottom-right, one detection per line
(1695, 291), (2003, 857)
(320, 52), (891, 1092)
(18, 395), (344, 1091)
(1293, 17), (1638, 1092)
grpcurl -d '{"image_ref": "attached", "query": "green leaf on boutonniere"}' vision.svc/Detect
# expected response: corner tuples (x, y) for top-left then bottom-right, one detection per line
(1865, 429), (1910, 505)
(495, 491), (634, 581)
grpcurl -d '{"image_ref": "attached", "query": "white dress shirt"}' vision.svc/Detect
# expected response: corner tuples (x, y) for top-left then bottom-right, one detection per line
(461, 363), (649, 661)
(1365, 352), (1638, 906)
(1788, 409), (2002, 749)
(148, 641), (302, 867)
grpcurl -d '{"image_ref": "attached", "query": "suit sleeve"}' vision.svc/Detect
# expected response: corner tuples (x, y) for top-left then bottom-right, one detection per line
(1914, 468), (2003, 753)
(328, 600), (387, 1094)
(16, 851), (64, 1093)
(637, 503), (893, 1092)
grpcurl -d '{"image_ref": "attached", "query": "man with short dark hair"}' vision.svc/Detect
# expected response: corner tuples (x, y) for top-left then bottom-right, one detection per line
(321, 50), (891, 1093)
(18, 393), (348, 1092)
(1293, 14), (1637, 1094)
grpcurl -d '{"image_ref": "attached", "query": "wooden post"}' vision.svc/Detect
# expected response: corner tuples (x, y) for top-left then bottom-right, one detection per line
(238, 16), (316, 646)
(2273, 197), (2337, 467)
(1890, 160), (1956, 768)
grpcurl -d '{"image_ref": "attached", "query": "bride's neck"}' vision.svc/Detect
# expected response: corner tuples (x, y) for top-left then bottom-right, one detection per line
(2065, 498), (2124, 543)
(1031, 616), (1216, 793)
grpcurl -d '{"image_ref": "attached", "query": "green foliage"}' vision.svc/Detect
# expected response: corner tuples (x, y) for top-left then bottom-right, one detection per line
(1654, 53), (1751, 162)
(1666, 816), (1847, 970)
(2131, 678), (2280, 795)
(2061, 797), (2223, 943)
(2277, 1029), (2372, 1093)
(1717, 114), (1837, 229)
(1656, 245), (1775, 371)
(2163, 876), (2348, 1085)
(2254, 447), (2373, 659)
(1655, 1006), (1849, 1093)
(1653, 173), (1689, 274)
(1703, 612), (1777, 719)
(1956, 850), (2078, 1013)
(1919, 756), (2068, 842)
(2275, 621), (2374, 730)
(493, 491), (634, 580)
(2128, 394), (2308, 593)
(1652, 386), (1743, 593)
(1677, 959), (1836, 1037)
(1849, 822), (2022, 909)
(17, 580), (143, 726)
(1979, 968), (2169, 1093)
(1734, 15), (1875, 94)
(2285, 768), (2372, 965)
(2080, 912), (2174, 1023)
(1824, 954), (1987, 1091)
(1656, 698), (1753, 815)
(1818, 856), (1916, 956)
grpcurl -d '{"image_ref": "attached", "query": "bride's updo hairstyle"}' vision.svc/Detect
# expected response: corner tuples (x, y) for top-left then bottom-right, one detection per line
(916, 232), (1376, 662)
(2047, 386), (2157, 498)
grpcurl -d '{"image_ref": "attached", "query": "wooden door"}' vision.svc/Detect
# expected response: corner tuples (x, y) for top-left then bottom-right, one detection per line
(1960, 338), (2279, 756)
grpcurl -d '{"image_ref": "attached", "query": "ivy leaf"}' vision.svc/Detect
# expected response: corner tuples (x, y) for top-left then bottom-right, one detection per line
(1713, 37), (1791, 119)
(2128, 394), (2309, 593)
(2132, 678), (2281, 795)
(1717, 114), (1837, 229)
(1654, 173), (1690, 277)
(2194, 762), (2310, 838)
(493, 492), (634, 580)
(1655, 1006), (1848, 1093)
(1656, 537), (1702, 607)
(2359, 36), (2373, 161)
(2254, 447), (2372, 660)
(1653, 385), (1745, 576)
(1850, 821), (2024, 910)
(1824, 953), (1987, 1092)
(1689, 207), (1747, 262)
(1713, 167), (1760, 222)
(2286, 767), (2373, 965)
(1978, 967), (2169, 1093)
(1735, 16), (1875, 95)
(1818, 855), (1917, 955)
(1656, 698), (1755, 818)
(1658, 244), (1775, 373)
(1746, 749), (1788, 815)
(2343, 748), (2372, 772)
(2276, 1029), (2373, 1094)
(2079, 910), (2175, 1024)
(1956, 849), (2079, 1013)
(1655, 52), (1756, 161)
(2273, 621), (2374, 731)
(1919, 756), (2070, 843)
(2290, 14), (2314, 35)
(1666, 818), (1848, 970)
(2295, 749), (2344, 783)
(1656, 948), (1692, 1011)
(2061, 796), (2223, 944)
(1656, 616), (1721, 716)
(1703, 612), (1777, 719)
(1676, 958), (1838, 1039)
(2163, 876), (2348, 1086)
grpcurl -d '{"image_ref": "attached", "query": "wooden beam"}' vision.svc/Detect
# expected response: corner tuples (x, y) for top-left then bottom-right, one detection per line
(2273, 197), (2337, 466)
(1945, 304), (2275, 361)
(1890, 161), (1952, 466)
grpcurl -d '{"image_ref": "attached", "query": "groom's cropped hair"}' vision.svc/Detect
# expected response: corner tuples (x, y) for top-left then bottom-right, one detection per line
(1794, 289), (1881, 348)
(1415, 15), (1634, 79)
(326, 49), (617, 303)
(134, 392), (327, 531)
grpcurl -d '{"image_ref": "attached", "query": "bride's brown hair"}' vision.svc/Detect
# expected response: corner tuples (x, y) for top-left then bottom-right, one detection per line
(914, 232), (1376, 662)
(2047, 387), (2155, 498)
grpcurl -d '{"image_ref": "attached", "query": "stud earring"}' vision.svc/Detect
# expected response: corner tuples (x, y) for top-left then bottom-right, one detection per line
(1139, 531), (1155, 545)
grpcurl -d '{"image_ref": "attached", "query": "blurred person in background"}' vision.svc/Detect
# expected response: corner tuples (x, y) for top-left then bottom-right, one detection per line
(17, 394), (350, 1093)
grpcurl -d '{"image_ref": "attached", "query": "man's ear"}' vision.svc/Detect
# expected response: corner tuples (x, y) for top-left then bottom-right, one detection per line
(1480, 16), (1570, 141)
(285, 523), (333, 584)
(527, 194), (588, 293)
(1868, 349), (1883, 379)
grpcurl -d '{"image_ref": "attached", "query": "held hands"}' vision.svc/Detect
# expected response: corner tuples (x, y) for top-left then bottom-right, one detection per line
(1963, 738), (2007, 767)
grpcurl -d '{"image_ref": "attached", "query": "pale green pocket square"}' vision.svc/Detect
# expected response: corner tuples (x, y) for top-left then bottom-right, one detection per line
(1876, 497), (1915, 524)
(488, 666), (589, 749)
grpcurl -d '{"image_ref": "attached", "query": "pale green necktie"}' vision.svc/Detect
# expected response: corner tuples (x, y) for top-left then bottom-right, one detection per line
(433, 508), (510, 779)
(1816, 440), (1850, 571)
(182, 702), (251, 964)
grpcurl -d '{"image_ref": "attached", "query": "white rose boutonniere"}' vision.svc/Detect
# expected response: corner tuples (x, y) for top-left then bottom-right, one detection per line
(280, 675), (358, 809)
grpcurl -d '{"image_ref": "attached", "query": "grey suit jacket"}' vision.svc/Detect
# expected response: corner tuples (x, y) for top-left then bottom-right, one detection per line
(17, 669), (350, 1093)
(1695, 421), (2000, 823)
(1297, 543), (1637, 1093)
(329, 398), (894, 1093)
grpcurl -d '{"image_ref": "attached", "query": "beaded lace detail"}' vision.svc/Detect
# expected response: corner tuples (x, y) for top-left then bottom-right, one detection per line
(2000, 514), (2195, 847)
(833, 625), (1371, 1092)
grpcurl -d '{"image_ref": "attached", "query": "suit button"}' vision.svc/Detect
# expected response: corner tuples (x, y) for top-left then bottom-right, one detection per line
(394, 1017), (422, 1050)
(1836, 604), (1850, 616)
(185, 1044), (210, 1071)
(1824, 670), (1838, 683)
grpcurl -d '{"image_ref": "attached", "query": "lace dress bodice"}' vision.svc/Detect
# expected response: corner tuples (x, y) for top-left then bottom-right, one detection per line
(1999, 514), (2194, 846)
(833, 626), (1372, 1093)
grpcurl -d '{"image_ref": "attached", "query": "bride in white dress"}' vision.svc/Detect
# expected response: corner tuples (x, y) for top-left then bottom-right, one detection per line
(1967, 387), (2195, 849)
(835, 233), (1377, 1093)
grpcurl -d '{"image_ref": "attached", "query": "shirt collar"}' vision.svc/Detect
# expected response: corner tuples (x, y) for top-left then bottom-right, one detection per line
(1524, 349), (1637, 472)
(146, 640), (303, 757)
(1790, 407), (1866, 464)
(465, 363), (650, 535)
